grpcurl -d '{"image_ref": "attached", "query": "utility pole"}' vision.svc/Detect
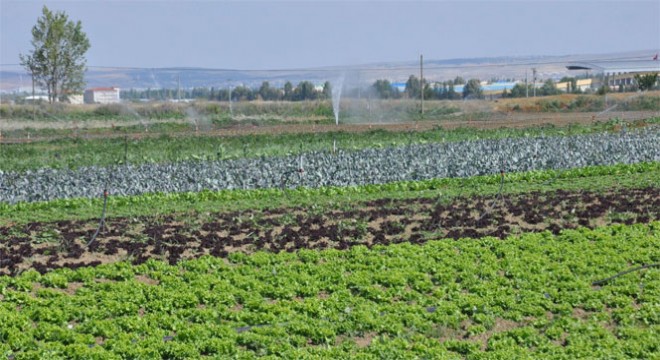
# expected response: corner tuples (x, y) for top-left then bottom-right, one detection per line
(532, 68), (537, 97)
(177, 74), (181, 101)
(228, 80), (233, 116)
(525, 70), (528, 98)
(420, 54), (424, 117)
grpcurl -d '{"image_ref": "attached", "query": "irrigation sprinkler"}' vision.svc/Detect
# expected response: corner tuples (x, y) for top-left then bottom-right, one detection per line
(280, 154), (306, 190)
(87, 137), (127, 247)
(476, 157), (508, 222)
(87, 187), (109, 248)
(280, 152), (323, 197)
(124, 134), (129, 164)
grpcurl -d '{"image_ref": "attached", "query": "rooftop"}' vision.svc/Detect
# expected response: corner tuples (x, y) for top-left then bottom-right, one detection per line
(566, 60), (660, 74)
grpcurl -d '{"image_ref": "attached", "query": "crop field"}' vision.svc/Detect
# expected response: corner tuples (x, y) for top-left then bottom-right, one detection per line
(0, 108), (659, 359)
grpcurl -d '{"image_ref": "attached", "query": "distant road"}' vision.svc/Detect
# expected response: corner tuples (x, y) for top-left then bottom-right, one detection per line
(1, 110), (658, 143)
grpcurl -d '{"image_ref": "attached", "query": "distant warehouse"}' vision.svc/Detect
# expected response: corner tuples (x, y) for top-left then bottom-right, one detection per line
(566, 59), (660, 90)
(84, 87), (120, 104)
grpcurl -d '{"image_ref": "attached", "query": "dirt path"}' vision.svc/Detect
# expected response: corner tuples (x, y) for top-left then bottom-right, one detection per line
(2, 187), (657, 275)
(0, 118), (192, 131)
(1, 110), (657, 143)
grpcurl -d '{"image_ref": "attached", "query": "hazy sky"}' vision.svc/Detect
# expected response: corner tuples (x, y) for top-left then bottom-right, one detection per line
(1, 0), (659, 70)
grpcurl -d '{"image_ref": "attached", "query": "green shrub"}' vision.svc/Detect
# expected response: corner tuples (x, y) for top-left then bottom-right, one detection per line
(568, 96), (605, 112)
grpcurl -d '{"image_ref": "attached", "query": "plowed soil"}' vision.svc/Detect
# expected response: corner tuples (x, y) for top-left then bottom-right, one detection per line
(1, 187), (657, 275)
(1, 111), (657, 143)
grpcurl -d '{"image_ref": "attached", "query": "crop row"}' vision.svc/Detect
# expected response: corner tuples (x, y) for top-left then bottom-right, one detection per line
(3, 161), (657, 226)
(2, 186), (657, 275)
(1, 222), (658, 359)
(3, 118), (657, 173)
(1, 129), (658, 204)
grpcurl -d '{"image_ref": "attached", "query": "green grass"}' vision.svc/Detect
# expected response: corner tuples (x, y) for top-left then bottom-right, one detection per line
(2, 118), (657, 172)
(1, 99), (456, 123)
(0, 122), (195, 139)
(1, 222), (658, 358)
(2, 162), (657, 225)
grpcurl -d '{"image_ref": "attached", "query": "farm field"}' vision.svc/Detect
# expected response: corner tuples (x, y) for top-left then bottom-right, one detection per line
(0, 223), (658, 358)
(0, 111), (659, 359)
(0, 117), (658, 173)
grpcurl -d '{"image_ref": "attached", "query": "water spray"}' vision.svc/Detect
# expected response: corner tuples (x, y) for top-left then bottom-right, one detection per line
(115, 103), (149, 133)
(331, 74), (345, 153)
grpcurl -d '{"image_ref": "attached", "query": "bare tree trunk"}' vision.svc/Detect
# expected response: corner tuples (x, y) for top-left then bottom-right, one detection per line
(32, 71), (35, 121)
(52, 71), (58, 103)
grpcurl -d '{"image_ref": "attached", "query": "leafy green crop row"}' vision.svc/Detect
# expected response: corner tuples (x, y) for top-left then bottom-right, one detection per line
(1, 118), (656, 172)
(2, 161), (658, 225)
(1, 222), (658, 359)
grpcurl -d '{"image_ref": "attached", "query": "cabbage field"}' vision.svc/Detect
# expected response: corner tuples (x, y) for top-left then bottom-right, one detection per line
(0, 117), (659, 359)
(2, 129), (659, 203)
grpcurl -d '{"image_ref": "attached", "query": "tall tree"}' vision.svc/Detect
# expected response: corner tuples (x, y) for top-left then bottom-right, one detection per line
(540, 79), (560, 96)
(283, 81), (293, 101)
(462, 79), (483, 99)
(259, 81), (272, 100)
(372, 79), (394, 99)
(453, 76), (466, 85)
(447, 83), (458, 100)
(294, 81), (317, 101)
(19, 6), (90, 103)
(322, 81), (332, 100)
(635, 73), (659, 91)
(405, 75), (421, 99)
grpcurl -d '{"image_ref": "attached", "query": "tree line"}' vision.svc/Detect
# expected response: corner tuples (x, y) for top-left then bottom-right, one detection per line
(372, 76), (472, 100)
(119, 76), (587, 102)
(121, 81), (333, 102)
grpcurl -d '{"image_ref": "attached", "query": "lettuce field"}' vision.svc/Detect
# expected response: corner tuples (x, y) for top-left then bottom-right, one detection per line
(0, 115), (658, 359)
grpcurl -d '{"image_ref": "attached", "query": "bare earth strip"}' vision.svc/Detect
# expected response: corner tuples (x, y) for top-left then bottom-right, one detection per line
(1, 110), (658, 143)
(1, 187), (657, 275)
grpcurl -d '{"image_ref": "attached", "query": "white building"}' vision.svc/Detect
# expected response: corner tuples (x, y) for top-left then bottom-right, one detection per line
(67, 94), (84, 105)
(84, 87), (120, 104)
(24, 95), (49, 103)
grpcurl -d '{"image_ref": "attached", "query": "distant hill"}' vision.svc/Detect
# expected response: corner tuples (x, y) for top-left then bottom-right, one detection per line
(0, 50), (655, 92)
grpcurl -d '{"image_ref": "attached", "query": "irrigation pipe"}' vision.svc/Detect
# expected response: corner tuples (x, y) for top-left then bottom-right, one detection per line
(592, 263), (660, 286)
(87, 188), (109, 248)
(87, 154), (119, 248)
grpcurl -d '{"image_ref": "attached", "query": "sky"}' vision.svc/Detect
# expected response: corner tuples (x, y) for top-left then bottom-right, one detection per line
(1, 0), (659, 70)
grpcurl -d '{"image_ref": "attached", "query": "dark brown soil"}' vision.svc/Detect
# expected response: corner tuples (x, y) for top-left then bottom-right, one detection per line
(1, 187), (657, 275)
